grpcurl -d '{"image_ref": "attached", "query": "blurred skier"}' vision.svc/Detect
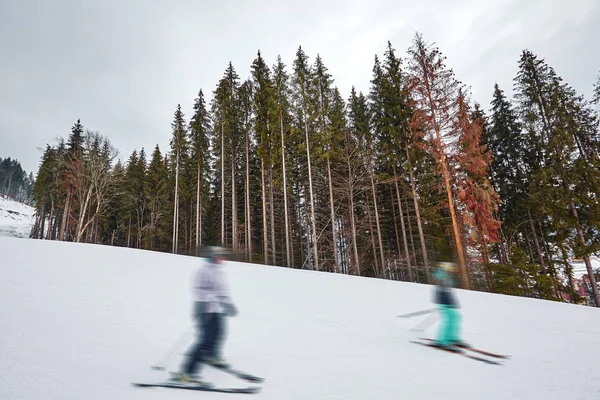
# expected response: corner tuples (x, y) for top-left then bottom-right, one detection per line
(172, 246), (238, 384)
(432, 261), (464, 348)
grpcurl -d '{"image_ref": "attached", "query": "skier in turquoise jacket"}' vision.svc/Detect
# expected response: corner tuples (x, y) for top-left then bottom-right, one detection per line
(432, 261), (463, 347)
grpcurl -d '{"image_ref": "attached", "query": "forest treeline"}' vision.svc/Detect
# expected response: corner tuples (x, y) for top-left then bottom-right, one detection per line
(1, 158), (35, 204)
(29, 33), (600, 306)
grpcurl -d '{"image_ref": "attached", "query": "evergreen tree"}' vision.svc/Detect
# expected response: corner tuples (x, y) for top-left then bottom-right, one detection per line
(169, 104), (188, 253)
(514, 50), (600, 305)
(211, 62), (242, 249)
(292, 46), (320, 271)
(593, 71), (600, 107)
(312, 54), (340, 273)
(189, 89), (212, 255)
(273, 55), (294, 267)
(252, 50), (277, 264)
(348, 87), (377, 275)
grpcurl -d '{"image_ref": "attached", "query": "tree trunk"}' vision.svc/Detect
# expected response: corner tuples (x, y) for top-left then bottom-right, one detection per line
(246, 121), (252, 261)
(172, 150), (180, 254)
(59, 191), (71, 241)
(46, 202), (54, 240)
(196, 163), (201, 255)
(281, 112), (291, 267)
(269, 165), (276, 266)
(370, 170), (385, 274)
(76, 187), (93, 242)
(421, 74), (467, 287)
(393, 164), (412, 281)
(348, 160), (359, 276)
(390, 187), (402, 277)
(232, 152), (237, 253)
(304, 112), (319, 271)
(221, 122), (225, 246)
(349, 193), (360, 275)
(326, 156), (339, 272)
(527, 208), (545, 270)
(405, 195), (417, 281)
(405, 146), (431, 282)
(261, 159), (268, 264)
(436, 139), (467, 288)
(569, 199), (600, 307)
(365, 186), (378, 275)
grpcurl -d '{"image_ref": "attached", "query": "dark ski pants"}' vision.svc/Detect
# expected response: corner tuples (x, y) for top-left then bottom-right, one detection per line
(182, 311), (224, 375)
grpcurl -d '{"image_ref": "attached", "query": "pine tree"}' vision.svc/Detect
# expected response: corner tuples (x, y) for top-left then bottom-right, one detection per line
(273, 55), (294, 267)
(313, 54), (340, 273)
(170, 104), (188, 253)
(488, 84), (527, 233)
(348, 87), (374, 275)
(31, 148), (59, 238)
(592, 71), (600, 107)
(514, 50), (600, 305)
(144, 145), (169, 250)
(252, 51), (277, 264)
(237, 79), (255, 260)
(380, 41), (415, 281)
(211, 63), (242, 250)
(292, 46), (319, 271)
(189, 89), (211, 255)
(367, 55), (387, 275)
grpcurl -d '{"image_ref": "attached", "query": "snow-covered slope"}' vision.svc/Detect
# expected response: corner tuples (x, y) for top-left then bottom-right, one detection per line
(1, 237), (599, 400)
(0, 195), (35, 238)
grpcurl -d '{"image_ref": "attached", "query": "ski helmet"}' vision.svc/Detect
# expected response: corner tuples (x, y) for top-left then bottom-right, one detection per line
(437, 261), (457, 272)
(207, 246), (228, 262)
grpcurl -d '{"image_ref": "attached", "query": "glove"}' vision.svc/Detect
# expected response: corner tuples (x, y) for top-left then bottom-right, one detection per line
(222, 302), (238, 317)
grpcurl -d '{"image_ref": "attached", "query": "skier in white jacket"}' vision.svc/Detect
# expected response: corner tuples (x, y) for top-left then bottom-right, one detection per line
(175, 246), (238, 384)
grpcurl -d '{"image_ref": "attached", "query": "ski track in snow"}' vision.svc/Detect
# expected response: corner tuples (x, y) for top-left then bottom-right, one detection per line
(1, 237), (600, 399)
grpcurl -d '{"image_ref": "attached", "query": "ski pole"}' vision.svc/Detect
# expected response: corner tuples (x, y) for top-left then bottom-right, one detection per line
(396, 308), (436, 318)
(151, 325), (193, 371)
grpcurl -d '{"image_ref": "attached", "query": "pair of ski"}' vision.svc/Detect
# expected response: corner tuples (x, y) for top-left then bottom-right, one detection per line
(132, 363), (264, 394)
(411, 338), (510, 365)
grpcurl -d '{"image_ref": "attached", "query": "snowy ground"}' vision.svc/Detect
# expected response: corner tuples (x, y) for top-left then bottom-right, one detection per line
(571, 258), (600, 279)
(0, 195), (35, 238)
(1, 238), (599, 400)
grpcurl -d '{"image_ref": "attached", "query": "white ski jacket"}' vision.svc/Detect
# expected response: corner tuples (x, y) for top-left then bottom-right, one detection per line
(191, 261), (234, 314)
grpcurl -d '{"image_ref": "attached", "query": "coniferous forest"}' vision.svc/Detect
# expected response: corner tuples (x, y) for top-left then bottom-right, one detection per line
(1, 158), (35, 204)
(29, 34), (600, 306)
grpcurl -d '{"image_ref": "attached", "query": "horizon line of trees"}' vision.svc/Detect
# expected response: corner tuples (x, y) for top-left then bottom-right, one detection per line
(28, 32), (600, 306)
(0, 157), (35, 205)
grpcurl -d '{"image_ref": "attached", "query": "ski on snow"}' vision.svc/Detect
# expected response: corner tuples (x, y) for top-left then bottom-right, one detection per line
(206, 363), (265, 383)
(418, 337), (511, 359)
(133, 362), (264, 393)
(410, 340), (504, 365)
(132, 381), (260, 394)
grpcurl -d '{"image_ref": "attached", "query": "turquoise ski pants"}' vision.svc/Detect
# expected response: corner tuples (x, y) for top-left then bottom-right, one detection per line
(436, 305), (461, 345)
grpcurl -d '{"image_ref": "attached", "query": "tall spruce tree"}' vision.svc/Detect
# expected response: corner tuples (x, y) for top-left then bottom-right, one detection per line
(144, 145), (169, 250)
(189, 89), (211, 255)
(273, 55), (294, 267)
(292, 46), (320, 271)
(251, 51), (277, 264)
(169, 104), (188, 253)
(514, 50), (600, 305)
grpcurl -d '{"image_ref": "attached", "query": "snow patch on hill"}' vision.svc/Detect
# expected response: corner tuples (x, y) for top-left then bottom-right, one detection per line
(0, 195), (35, 238)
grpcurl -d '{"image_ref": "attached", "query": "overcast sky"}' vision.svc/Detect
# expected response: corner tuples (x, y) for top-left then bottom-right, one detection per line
(1, 0), (599, 175)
